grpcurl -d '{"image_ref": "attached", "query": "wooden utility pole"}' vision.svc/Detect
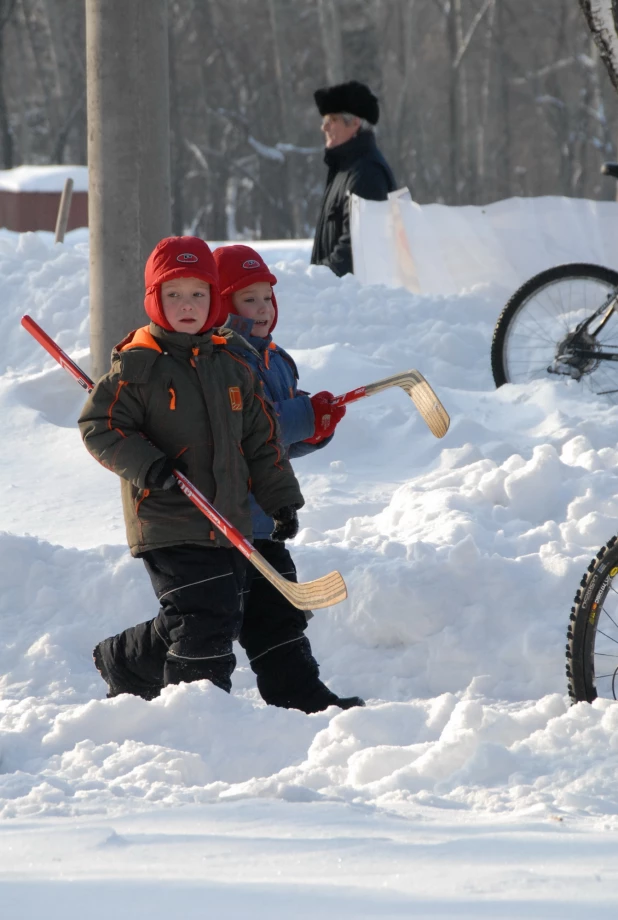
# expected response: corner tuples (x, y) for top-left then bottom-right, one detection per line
(85, 0), (171, 379)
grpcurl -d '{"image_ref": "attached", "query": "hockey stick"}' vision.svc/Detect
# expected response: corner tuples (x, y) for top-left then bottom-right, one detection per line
(21, 314), (347, 610)
(331, 370), (450, 439)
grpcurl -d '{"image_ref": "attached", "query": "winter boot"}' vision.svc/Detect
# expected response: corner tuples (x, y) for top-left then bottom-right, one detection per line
(251, 637), (365, 713)
(93, 638), (161, 701)
(334, 695), (366, 711)
(279, 679), (365, 714)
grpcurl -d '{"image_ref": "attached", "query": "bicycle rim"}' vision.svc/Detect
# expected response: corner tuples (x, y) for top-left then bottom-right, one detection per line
(567, 538), (618, 703)
(502, 272), (618, 400)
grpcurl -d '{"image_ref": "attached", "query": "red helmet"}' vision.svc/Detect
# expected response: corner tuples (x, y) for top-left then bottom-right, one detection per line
(213, 244), (278, 334)
(144, 236), (223, 332)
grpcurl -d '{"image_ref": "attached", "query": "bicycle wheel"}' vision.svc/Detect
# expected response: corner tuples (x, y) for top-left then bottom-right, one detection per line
(491, 263), (618, 399)
(567, 535), (618, 703)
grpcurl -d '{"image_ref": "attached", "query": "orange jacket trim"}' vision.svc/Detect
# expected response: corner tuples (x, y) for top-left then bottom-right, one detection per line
(264, 342), (277, 371)
(254, 390), (282, 469)
(107, 380), (128, 435)
(136, 488), (150, 514)
(119, 326), (163, 354)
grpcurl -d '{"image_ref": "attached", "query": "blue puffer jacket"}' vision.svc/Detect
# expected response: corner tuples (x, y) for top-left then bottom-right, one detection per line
(224, 314), (332, 538)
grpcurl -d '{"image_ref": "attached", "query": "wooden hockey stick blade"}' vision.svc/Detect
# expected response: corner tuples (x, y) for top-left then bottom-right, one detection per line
(389, 370), (450, 439)
(174, 472), (347, 611)
(334, 370), (450, 438)
(250, 552), (348, 610)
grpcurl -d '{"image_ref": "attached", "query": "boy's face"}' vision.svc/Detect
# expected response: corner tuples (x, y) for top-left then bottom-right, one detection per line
(231, 281), (275, 338)
(161, 276), (211, 333)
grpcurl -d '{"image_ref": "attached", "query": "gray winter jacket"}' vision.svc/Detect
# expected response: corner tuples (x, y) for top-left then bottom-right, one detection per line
(78, 323), (304, 555)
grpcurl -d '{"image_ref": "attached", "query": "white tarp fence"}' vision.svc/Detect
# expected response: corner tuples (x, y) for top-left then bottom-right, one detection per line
(350, 187), (618, 295)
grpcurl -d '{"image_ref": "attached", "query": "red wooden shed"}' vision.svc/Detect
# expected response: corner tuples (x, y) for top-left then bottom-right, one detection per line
(0, 166), (88, 233)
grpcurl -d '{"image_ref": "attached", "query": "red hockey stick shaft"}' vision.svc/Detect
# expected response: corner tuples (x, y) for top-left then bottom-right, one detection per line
(21, 314), (94, 390)
(330, 385), (368, 408)
(20, 313), (260, 562)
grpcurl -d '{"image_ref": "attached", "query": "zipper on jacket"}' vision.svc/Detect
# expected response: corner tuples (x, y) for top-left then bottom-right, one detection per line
(135, 488), (150, 513)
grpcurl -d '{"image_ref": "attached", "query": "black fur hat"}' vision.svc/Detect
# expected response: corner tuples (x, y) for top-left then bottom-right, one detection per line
(313, 80), (379, 125)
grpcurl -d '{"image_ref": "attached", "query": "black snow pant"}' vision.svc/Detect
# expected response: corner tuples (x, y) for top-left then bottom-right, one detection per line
(97, 545), (247, 696)
(95, 540), (341, 712)
(238, 539), (340, 713)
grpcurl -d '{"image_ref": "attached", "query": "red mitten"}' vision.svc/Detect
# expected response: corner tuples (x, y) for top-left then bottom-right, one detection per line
(304, 391), (346, 444)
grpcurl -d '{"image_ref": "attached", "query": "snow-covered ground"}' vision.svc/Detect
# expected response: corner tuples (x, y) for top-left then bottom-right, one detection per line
(2, 226), (618, 917)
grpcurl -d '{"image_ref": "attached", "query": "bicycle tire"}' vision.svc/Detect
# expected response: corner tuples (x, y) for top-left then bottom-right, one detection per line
(566, 535), (618, 703)
(491, 263), (618, 391)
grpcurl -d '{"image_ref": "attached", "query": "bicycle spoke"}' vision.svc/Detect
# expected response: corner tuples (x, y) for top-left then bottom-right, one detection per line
(599, 602), (618, 633)
(594, 602), (618, 697)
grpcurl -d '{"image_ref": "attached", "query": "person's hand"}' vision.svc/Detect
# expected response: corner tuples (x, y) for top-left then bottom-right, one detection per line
(271, 505), (300, 542)
(304, 391), (346, 444)
(146, 456), (185, 491)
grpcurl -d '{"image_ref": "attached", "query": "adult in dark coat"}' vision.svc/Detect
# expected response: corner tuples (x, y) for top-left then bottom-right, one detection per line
(311, 80), (397, 277)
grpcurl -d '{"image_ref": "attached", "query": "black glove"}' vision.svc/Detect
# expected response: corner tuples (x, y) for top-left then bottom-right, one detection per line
(146, 456), (183, 491)
(271, 505), (300, 542)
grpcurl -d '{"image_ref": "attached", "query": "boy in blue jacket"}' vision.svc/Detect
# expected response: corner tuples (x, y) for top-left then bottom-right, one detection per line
(214, 244), (364, 713)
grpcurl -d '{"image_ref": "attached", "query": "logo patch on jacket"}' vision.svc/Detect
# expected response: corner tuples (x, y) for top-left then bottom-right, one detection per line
(228, 386), (242, 411)
(242, 259), (260, 270)
(177, 253), (198, 263)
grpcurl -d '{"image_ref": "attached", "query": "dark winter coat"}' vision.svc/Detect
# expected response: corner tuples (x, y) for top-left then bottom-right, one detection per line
(311, 129), (397, 277)
(78, 323), (304, 555)
(224, 313), (331, 538)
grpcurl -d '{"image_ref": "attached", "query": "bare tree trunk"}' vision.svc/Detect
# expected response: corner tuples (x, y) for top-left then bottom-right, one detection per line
(579, 0), (618, 200)
(42, 0), (85, 163)
(545, 17), (571, 194)
(0, 0), (16, 168)
(588, 38), (618, 199)
(579, 0), (618, 91)
(267, 0), (301, 237)
(446, 1), (460, 202)
(21, 0), (59, 157)
(453, 0), (471, 200)
(389, 0), (415, 172)
(168, 16), (185, 235)
(495, 0), (512, 199)
(191, 0), (237, 240)
(477, 0), (496, 200)
(317, 0), (344, 84)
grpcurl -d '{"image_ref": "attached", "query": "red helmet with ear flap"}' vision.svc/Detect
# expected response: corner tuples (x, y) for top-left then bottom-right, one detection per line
(213, 244), (279, 334)
(144, 236), (223, 332)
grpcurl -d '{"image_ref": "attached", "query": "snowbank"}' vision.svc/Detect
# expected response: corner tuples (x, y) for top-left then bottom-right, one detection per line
(2, 225), (618, 915)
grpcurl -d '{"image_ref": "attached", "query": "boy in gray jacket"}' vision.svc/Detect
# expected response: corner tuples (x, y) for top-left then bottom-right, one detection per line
(79, 236), (303, 699)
